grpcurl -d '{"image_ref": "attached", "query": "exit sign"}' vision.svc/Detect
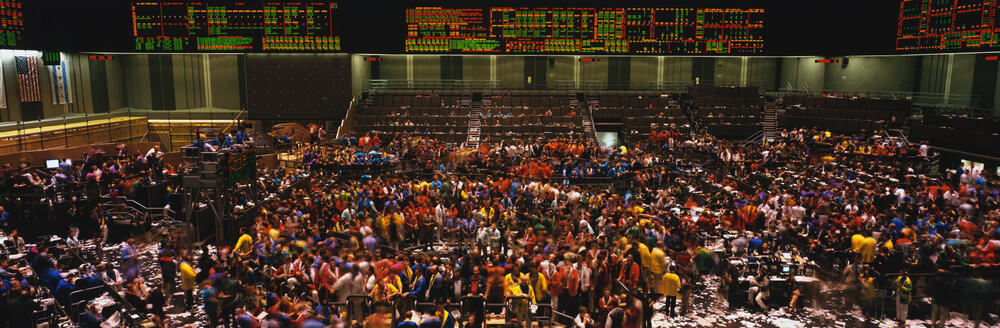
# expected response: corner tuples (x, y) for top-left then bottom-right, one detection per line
(88, 55), (114, 61)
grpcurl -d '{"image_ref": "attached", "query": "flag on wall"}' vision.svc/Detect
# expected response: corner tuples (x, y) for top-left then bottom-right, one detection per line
(49, 60), (72, 104)
(15, 56), (41, 103)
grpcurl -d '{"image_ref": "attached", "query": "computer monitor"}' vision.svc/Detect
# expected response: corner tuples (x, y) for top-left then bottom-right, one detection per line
(45, 159), (60, 169)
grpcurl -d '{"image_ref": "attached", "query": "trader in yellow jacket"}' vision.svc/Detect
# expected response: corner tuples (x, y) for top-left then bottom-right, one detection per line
(649, 243), (668, 291)
(661, 268), (681, 318)
(233, 228), (254, 257)
(506, 276), (536, 325)
(179, 256), (197, 310)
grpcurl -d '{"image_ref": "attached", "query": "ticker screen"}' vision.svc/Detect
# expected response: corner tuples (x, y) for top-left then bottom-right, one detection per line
(896, 0), (1000, 52)
(406, 7), (764, 54)
(131, 1), (342, 52)
(224, 147), (256, 186)
(0, 0), (23, 48)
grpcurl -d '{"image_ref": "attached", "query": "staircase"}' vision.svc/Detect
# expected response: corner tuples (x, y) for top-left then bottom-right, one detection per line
(884, 128), (911, 145)
(679, 96), (702, 132)
(466, 98), (481, 148)
(580, 95), (599, 143)
(762, 103), (779, 141)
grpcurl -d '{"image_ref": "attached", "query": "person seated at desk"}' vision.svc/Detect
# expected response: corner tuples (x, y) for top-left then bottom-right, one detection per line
(65, 228), (82, 249)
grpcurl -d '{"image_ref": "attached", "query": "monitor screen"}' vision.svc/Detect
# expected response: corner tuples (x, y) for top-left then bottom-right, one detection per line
(45, 159), (59, 169)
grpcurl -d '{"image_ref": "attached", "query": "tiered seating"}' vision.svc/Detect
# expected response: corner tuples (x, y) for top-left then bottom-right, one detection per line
(690, 86), (763, 139)
(690, 86), (762, 108)
(779, 95), (912, 132)
(352, 90), (469, 143)
(910, 113), (1000, 156)
(586, 91), (688, 138)
(486, 90), (574, 110)
(478, 91), (583, 142)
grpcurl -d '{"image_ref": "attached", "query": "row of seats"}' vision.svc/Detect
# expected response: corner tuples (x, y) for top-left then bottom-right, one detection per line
(372, 94), (465, 108)
(783, 108), (901, 122)
(354, 125), (464, 135)
(909, 124), (1000, 156)
(481, 106), (578, 116)
(700, 108), (762, 117)
(478, 116), (578, 125)
(921, 115), (999, 134)
(360, 107), (468, 116)
(693, 97), (763, 108)
(783, 95), (912, 112)
(598, 95), (673, 109)
(353, 116), (466, 126)
(779, 116), (883, 133)
(690, 86), (759, 98)
(479, 125), (579, 135)
(702, 117), (760, 125)
(624, 116), (688, 127)
(593, 107), (684, 119)
(485, 95), (574, 108)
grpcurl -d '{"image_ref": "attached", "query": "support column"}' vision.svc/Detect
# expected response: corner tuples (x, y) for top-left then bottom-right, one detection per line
(573, 55), (581, 88)
(203, 54), (213, 109)
(943, 54), (954, 105)
(406, 55), (414, 87)
(740, 56), (749, 87)
(489, 55), (497, 84)
(657, 56), (664, 83)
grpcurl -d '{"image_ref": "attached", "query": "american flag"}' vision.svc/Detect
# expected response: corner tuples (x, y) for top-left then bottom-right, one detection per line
(15, 56), (41, 103)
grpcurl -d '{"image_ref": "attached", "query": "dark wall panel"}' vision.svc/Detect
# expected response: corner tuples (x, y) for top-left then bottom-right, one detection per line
(245, 54), (351, 121)
(608, 57), (631, 89)
(972, 54), (998, 107)
(88, 59), (110, 113)
(149, 55), (175, 110)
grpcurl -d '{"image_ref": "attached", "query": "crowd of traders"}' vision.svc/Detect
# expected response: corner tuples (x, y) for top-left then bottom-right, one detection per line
(3, 126), (999, 328)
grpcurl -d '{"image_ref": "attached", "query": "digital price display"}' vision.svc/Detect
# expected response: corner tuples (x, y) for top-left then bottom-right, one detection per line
(406, 7), (764, 54)
(896, 0), (1000, 52)
(224, 147), (256, 186)
(131, 1), (341, 52)
(0, 0), (24, 48)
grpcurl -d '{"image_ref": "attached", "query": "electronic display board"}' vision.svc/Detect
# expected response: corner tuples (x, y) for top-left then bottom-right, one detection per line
(406, 7), (764, 54)
(0, 0), (23, 48)
(896, 0), (1000, 52)
(131, 1), (341, 52)
(223, 147), (255, 186)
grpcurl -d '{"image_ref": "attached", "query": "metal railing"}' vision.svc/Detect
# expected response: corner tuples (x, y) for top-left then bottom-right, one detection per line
(768, 89), (980, 108)
(366, 79), (699, 92)
(0, 107), (247, 154)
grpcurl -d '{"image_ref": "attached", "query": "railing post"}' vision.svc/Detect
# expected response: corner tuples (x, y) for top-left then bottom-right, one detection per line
(107, 111), (112, 143)
(38, 118), (44, 150)
(168, 110), (173, 150)
(85, 112), (91, 145)
(16, 121), (22, 152)
(63, 114), (68, 148)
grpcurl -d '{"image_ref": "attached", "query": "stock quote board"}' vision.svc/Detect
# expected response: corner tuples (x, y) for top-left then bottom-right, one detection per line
(405, 7), (764, 55)
(896, 0), (1000, 52)
(131, 1), (341, 52)
(223, 147), (255, 186)
(0, 0), (23, 48)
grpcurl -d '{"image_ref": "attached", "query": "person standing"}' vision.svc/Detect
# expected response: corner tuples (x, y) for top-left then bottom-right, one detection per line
(930, 269), (955, 327)
(660, 267), (680, 317)
(202, 279), (220, 327)
(158, 241), (177, 297)
(893, 270), (912, 327)
(180, 255), (197, 310)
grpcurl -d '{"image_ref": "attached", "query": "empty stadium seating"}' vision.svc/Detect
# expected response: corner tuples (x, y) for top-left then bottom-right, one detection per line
(778, 95), (913, 133)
